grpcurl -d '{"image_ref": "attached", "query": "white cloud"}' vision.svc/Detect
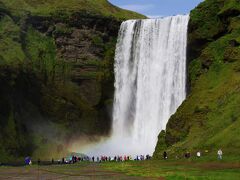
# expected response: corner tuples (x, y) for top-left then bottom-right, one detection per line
(120, 4), (154, 12)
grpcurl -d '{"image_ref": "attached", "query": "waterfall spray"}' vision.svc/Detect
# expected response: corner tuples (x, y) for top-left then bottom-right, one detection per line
(82, 15), (189, 156)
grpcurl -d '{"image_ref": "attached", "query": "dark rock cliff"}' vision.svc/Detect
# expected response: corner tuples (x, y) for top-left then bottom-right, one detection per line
(0, 0), (145, 161)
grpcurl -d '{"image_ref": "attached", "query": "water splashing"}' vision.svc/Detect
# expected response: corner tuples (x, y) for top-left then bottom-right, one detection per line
(82, 15), (189, 156)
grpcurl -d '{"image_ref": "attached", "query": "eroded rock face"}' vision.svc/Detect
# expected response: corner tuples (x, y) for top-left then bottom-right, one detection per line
(29, 12), (120, 81)
(32, 13), (120, 134)
(0, 9), (121, 160)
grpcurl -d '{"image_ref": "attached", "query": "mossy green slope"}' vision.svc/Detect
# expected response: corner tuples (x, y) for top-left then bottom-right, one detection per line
(0, 0), (145, 19)
(0, 15), (25, 65)
(154, 0), (240, 158)
(0, 0), (145, 161)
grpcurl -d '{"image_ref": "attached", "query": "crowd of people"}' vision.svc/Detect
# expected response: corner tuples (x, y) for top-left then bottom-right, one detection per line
(162, 149), (224, 160)
(26, 154), (152, 165)
(91, 154), (151, 163)
(24, 149), (224, 165)
(58, 156), (90, 164)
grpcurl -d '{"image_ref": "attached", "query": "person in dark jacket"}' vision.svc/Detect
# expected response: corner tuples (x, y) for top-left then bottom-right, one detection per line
(163, 151), (168, 159)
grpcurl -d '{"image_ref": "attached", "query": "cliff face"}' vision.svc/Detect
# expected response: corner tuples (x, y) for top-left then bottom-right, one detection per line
(0, 0), (145, 161)
(154, 0), (240, 158)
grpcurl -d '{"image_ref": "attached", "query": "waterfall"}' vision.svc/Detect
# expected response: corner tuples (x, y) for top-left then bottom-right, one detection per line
(83, 15), (189, 156)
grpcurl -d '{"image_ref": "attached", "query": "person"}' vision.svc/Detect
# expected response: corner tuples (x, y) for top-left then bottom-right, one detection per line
(72, 156), (75, 164)
(129, 156), (132, 160)
(217, 149), (223, 160)
(92, 156), (95, 162)
(146, 155), (149, 160)
(38, 159), (41, 165)
(163, 151), (167, 159)
(25, 157), (32, 165)
(185, 152), (191, 159)
(197, 151), (201, 158)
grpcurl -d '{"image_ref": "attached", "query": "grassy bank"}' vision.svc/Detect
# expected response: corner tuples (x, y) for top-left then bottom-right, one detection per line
(154, 0), (240, 159)
(102, 159), (240, 179)
(0, 159), (239, 179)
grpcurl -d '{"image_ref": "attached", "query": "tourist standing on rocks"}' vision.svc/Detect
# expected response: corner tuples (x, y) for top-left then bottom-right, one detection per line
(217, 149), (223, 160)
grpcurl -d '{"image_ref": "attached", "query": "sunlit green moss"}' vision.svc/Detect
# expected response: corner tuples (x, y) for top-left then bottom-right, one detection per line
(155, 0), (240, 158)
(0, 16), (25, 65)
(0, 0), (145, 20)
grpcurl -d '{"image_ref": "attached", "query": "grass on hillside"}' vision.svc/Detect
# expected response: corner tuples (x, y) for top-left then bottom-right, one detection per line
(155, 3), (240, 157)
(0, 15), (25, 65)
(219, 0), (240, 15)
(179, 36), (240, 153)
(0, 0), (146, 20)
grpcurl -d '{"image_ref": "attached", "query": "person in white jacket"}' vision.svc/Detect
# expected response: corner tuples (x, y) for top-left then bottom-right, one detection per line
(217, 149), (223, 160)
(197, 151), (201, 158)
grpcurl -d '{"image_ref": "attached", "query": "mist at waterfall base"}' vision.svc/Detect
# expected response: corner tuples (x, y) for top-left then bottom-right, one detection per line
(75, 15), (189, 157)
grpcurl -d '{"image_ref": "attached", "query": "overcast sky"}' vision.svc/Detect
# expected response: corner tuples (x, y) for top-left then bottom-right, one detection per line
(108, 0), (204, 18)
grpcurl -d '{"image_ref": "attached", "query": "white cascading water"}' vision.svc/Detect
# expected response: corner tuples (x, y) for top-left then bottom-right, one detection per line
(82, 15), (189, 156)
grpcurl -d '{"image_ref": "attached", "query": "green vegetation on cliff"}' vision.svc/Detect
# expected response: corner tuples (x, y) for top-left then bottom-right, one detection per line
(0, 15), (25, 65)
(154, 0), (240, 159)
(0, 0), (145, 19)
(0, 0), (145, 161)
